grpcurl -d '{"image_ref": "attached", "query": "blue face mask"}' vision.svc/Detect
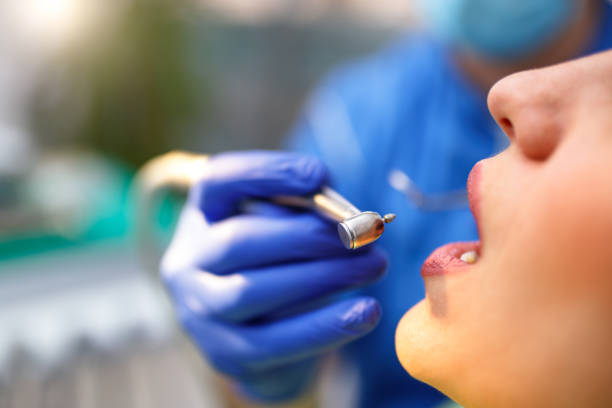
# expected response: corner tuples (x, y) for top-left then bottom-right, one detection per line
(416, 0), (576, 60)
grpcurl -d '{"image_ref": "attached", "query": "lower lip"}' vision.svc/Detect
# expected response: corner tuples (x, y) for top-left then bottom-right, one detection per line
(421, 241), (481, 277)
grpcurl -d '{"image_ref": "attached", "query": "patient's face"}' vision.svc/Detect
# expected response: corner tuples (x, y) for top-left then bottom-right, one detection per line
(396, 50), (612, 407)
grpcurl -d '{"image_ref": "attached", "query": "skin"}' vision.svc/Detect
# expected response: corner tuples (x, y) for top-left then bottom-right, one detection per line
(395, 50), (612, 407)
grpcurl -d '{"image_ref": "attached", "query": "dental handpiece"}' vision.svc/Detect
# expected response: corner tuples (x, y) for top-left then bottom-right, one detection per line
(273, 186), (396, 249)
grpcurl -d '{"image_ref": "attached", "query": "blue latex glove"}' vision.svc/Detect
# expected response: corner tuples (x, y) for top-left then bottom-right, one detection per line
(161, 151), (387, 402)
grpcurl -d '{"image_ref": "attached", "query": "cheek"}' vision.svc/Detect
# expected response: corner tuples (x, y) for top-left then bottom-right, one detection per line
(482, 143), (612, 302)
(486, 147), (612, 336)
(480, 147), (612, 395)
(524, 148), (612, 297)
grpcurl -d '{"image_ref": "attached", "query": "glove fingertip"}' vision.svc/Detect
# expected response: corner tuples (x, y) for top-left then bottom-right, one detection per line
(188, 185), (228, 223)
(339, 297), (382, 334)
(364, 249), (389, 278)
(189, 152), (329, 222)
(295, 155), (328, 190)
(275, 154), (328, 193)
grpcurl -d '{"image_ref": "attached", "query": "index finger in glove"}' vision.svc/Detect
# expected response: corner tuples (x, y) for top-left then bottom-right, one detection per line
(162, 205), (350, 274)
(191, 151), (328, 222)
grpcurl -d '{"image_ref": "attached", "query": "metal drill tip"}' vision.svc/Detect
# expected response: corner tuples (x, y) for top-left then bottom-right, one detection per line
(383, 213), (396, 223)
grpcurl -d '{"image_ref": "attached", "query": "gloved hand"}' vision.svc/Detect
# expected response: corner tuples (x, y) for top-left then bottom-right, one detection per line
(161, 151), (387, 402)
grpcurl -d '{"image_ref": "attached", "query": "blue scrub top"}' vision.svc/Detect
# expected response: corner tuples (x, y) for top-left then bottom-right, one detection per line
(289, 5), (612, 407)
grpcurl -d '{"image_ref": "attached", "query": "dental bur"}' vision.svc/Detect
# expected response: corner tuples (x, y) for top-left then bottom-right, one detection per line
(273, 186), (396, 249)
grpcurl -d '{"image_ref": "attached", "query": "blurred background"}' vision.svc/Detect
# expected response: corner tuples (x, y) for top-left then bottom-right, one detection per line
(0, 0), (415, 406)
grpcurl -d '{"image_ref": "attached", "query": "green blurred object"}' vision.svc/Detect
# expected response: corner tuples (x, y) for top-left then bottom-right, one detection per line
(29, 0), (205, 169)
(0, 153), (185, 262)
(0, 154), (130, 261)
(15, 0), (204, 261)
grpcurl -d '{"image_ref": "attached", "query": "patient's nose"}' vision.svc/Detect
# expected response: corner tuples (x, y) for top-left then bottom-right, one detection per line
(487, 70), (565, 161)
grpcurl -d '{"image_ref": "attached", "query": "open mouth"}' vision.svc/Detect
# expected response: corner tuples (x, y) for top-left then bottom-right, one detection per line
(421, 241), (481, 277)
(421, 162), (484, 277)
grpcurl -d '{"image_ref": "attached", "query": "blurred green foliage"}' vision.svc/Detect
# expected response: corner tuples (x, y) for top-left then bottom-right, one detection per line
(30, 0), (206, 168)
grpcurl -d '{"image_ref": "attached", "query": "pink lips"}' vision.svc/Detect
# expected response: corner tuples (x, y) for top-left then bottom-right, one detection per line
(420, 162), (484, 277)
(467, 161), (483, 241)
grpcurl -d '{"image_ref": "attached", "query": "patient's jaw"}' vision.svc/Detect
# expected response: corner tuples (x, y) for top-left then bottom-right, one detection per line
(395, 50), (612, 407)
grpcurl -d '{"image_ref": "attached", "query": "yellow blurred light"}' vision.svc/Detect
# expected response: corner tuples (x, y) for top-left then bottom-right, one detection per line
(19, 0), (85, 47)
(34, 0), (76, 20)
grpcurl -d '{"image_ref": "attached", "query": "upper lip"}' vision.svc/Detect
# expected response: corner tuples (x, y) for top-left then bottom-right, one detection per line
(466, 160), (484, 245)
(419, 162), (485, 278)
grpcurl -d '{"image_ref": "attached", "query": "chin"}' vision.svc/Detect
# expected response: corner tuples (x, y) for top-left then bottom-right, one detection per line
(395, 300), (447, 390)
(394, 297), (480, 408)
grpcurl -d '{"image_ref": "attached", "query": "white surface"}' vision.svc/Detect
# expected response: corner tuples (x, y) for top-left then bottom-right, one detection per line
(0, 242), (173, 371)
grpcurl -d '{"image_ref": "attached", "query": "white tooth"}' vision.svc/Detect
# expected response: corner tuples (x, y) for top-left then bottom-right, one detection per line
(460, 250), (478, 264)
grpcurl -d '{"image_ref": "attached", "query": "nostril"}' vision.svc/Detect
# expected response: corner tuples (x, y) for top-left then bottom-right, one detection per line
(499, 117), (515, 139)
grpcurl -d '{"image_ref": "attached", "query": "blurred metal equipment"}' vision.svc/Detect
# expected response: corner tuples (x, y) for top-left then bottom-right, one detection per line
(388, 169), (469, 211)
(274, 187), (396, 249)
(132, 151), (208, 270)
